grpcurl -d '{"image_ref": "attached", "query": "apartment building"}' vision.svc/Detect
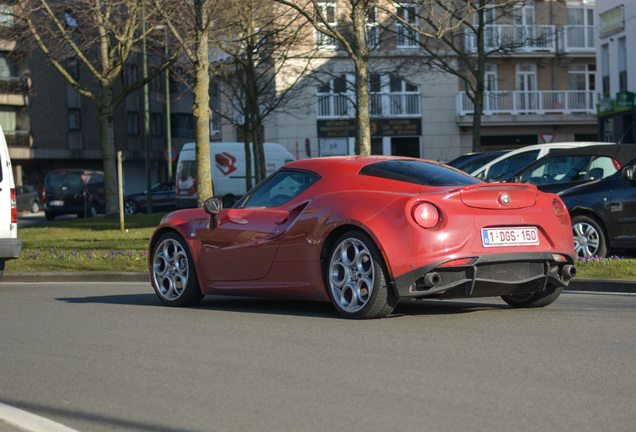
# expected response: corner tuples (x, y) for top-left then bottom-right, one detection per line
(457, 0), (599, 153)
(596, 1), (635, 144)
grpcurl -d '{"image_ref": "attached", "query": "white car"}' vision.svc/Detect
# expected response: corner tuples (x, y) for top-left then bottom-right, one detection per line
(0, 124), (21, 280)
(470, 142), (614, 182)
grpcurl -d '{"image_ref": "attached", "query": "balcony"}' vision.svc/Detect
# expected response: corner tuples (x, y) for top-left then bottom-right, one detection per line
(464, 25), (556, 53)
(456, 90), (598, 116)
(317, 91), (420, 119)
(560, 25), (595, 52)
(464, 25), (595, 54)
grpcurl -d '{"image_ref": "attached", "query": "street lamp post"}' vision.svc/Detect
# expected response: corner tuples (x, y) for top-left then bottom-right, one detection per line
(142, 4), (153, 213)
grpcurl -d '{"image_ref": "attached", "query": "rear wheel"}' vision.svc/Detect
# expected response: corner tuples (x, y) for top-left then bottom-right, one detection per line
(326, 231), (397, 319)
(572, 215), (607, 258)
(45, 212), (55, 221)
(502, 286), (563, 308)
(150, 233), (203, 307)
(31, 200), (40, 213)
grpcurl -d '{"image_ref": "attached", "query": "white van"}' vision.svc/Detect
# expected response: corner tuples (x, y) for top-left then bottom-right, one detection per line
(470, 142), (614, 182)
(176, 142), (295, 207)
(0, 124), (21, 280)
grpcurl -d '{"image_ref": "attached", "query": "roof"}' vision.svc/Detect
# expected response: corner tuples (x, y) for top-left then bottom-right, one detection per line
(283, 155), (427, 175)
(545, 144), (636, 166)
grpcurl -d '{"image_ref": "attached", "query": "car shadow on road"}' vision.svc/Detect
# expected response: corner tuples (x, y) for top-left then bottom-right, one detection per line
(58, 292), (511, 319)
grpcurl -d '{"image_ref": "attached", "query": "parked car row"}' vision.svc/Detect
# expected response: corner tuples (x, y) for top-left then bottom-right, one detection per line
(447, 143), (636, 259)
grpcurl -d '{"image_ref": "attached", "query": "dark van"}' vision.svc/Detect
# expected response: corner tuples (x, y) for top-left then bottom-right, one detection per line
(42, 169), (105, 220)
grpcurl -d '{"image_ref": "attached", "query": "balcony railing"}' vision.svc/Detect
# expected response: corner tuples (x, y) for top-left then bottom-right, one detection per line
(464, 25), (596, 54)
(561, 25), (595, 52)
(456, 90), (598, 116)
(317, 91), (421, 118)
(465, 25), (556, 53)
(0, 77), (29, 94)
(4, 130), (31, 147)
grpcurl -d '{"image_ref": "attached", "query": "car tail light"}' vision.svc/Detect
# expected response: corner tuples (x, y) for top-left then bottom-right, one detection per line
(553, 199), (568, 225)
(10, 188), (17, 223)
(412, 202), (440, 229)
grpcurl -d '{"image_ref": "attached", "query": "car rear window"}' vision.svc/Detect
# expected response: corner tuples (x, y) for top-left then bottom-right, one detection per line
(359, 160), (480, 187)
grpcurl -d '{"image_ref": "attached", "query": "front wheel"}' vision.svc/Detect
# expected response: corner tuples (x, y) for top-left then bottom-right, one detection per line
(31, 201), (40, 213)
(502, 286), (563, 308)
(326, 231), (397, 319)
(150, 233), (203, 307)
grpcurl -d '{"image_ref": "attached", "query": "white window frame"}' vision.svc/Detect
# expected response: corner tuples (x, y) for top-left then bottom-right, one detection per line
(315, 2), (338, 50)
(396, 3), (419, 49)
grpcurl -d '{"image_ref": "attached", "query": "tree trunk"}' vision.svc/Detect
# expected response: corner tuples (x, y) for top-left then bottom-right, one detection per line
(193, 32), (213, 206)
(99, 85), (119, 218)
(352, 3), (370, 156)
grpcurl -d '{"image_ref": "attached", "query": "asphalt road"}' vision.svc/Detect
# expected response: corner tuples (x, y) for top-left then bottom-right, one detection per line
(1, 282), (635, 432)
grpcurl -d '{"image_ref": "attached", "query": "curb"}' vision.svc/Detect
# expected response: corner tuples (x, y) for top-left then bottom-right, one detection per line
(3, 272), (636, 293)
(4, 272), (149, 283)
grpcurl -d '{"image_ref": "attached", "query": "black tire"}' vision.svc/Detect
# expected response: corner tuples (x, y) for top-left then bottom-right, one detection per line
(150, 232), (203, 307)
(45, 212), (55, 221)
(0, 259), (4, 282)
(572, 215), (607, 258)
(325, 231), (398, 319)
(502, 286), (563, 308)
(31, 200), (40, 214)
(124, 200), (138, 215)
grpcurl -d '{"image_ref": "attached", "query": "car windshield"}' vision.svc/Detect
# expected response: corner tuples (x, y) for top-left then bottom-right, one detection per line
(359, 160), (480, 187)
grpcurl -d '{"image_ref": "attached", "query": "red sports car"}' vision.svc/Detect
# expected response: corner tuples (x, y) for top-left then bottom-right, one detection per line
(149, 156), (576, 319)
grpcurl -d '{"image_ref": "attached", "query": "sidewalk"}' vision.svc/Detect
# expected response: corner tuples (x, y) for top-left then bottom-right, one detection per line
(4, 272), (636, 293)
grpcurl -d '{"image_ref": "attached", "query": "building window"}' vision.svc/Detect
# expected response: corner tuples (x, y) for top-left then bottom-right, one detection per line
(601, 44), (610, 98)
(0, 4), (13, 26)
(171, 113), (195, 138)
(127, 111), (139, 136)
(569, 64), (595, 111)
(315, 2), (337, 49)
(68, 108), (81, 130)
(150, 113), (163, 137)
(0, 54), (16, 78)
(65, 57), (79, 81)
(396, 4), (418, 48)
(125, 64), (137, 87)
(618, 37), (627, 92)
(366, 7), (379, 49)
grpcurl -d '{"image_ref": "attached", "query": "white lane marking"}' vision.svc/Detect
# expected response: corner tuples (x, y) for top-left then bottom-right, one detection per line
(0, 403), (79, 432)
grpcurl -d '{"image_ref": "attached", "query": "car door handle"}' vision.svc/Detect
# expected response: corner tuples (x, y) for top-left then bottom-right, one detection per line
(275, 217), (288, 225)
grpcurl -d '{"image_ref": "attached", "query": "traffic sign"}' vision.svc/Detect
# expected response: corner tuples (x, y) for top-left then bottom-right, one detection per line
(164, 148), (177, 162)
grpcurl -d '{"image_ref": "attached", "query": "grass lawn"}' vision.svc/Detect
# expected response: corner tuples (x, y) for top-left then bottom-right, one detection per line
(8, 213), (166, 273)
(7, 213), (636, 280)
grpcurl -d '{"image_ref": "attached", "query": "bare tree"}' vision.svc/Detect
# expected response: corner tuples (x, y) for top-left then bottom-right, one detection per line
(152, 0), (220, 207)
(211, 0), (316, 189)
(18, 0), (176, 217)
(275, 0), (379, 156)
(380, 0), (526, 152)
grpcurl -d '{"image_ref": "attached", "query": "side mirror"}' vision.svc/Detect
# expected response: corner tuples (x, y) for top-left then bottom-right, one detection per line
(622, 165), (636, 185)
(203, 197), (223, 229)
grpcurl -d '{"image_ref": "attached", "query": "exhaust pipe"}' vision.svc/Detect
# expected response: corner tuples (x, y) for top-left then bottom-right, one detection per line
(423, 272), (441, 288)
(561, 264), (577, 280)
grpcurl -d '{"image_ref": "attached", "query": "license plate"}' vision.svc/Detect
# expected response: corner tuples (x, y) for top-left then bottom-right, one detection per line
(481, 227), (539, 247)
(50, 200), (64, 206)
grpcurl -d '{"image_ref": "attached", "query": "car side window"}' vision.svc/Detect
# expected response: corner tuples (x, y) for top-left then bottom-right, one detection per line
(242, 170), (319, 208)
(488, 150), (540, 180)
(587, 156), (619, 180)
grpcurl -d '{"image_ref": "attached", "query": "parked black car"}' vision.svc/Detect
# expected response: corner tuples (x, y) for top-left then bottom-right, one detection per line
(557, 155), (636, 258)
(505, 145), (636, 258)
(42, 169), (105, 220)
(124, 182), (176, 215)
(16, 185), (41, 213)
